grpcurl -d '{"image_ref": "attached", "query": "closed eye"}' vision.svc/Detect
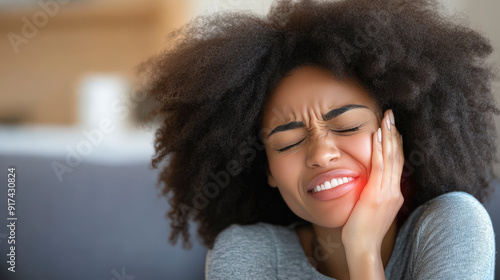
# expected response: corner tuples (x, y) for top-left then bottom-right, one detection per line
(275, 139), (306, 153)
(274, 125), (362, 153)
(332, 126), (361, 133)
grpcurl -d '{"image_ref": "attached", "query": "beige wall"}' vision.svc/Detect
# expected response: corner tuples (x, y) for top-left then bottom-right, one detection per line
(0, 0), (189, 125)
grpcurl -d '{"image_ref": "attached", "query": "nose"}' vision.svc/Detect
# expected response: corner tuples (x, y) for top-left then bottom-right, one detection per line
(305, 130), (341, 168)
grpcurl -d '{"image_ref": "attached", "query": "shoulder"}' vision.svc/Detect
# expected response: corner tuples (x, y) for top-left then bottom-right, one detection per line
(213, 222), (283, 245)
(209, 222), (290, 254)
(410, 191), (495, 240)
(401, 191), (495, 277)
(205, 222), (290, 279)
(415, 191), (493, 231)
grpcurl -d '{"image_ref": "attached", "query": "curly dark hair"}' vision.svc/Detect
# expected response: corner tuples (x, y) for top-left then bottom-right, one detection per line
(137, 0), (499, 250)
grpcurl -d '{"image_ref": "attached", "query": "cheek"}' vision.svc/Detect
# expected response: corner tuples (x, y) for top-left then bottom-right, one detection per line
(268, 153), (301, 187)
(266, 150), (305, 211)
(339, 132), (373, 174)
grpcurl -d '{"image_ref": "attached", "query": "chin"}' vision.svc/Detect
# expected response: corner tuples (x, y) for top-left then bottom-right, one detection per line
(310, 185), (363, 228)
(312, 208), (352, 229)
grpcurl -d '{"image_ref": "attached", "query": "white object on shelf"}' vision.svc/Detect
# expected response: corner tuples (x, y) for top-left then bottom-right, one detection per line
(78, 74), (131, 134)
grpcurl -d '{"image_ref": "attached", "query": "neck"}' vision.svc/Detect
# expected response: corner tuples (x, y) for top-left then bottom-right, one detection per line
(306, 219), (399, 280)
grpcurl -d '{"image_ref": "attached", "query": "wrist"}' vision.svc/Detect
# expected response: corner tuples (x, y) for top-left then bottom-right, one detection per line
(345, 245), (380, 263)
(345, 249), (385, 280)
(344, 239), (381, 256)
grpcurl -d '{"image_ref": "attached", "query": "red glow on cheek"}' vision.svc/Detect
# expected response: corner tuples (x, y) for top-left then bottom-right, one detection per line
(339, 132), (373, 176)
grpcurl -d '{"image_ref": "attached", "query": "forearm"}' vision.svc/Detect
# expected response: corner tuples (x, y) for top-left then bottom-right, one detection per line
(345, 248), (385, 280)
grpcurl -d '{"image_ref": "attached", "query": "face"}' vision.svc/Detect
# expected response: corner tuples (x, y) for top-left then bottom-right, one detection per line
(260, 65), (383, 228)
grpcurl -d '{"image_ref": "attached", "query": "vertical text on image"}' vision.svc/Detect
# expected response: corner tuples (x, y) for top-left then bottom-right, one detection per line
(6, 167), (17, 273)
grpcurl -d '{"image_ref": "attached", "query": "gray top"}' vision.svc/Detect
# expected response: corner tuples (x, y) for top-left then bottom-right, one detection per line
(205, 191), (496, 279)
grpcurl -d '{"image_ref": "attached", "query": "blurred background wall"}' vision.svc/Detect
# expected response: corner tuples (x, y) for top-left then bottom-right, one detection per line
(0, 0), (186, 126)
(0, 0), (499, 280)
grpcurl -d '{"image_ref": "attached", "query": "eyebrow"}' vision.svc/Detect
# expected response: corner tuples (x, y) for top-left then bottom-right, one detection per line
(267, 104), (369, 137)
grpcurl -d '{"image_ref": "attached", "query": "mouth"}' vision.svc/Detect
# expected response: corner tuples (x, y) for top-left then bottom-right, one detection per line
(306, 169), (359, 193)
(309, 176), (355, 193)
(308, 176), (360, 201)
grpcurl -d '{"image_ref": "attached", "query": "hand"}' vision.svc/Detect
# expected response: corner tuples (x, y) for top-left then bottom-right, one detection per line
(341, 109), (405, 253)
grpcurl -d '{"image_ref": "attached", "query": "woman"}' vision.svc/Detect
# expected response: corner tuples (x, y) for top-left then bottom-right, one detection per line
(138, 0), (497, 278)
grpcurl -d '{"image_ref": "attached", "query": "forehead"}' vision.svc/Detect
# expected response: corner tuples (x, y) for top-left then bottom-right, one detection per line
(262, 65), (378, 121)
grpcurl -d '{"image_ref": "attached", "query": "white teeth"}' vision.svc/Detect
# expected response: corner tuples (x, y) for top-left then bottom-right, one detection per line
(311, 177), (354, 193)
(332, 178), (339, 187)
(324, 181), (332, 189)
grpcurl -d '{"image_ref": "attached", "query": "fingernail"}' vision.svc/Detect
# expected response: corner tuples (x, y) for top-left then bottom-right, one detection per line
(386, 115), (391, 131)
(390, 110), (395, 125)
(377, 127), (382, 142)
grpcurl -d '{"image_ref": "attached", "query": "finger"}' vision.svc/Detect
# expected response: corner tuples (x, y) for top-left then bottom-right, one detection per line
(380, 110), (393, 192)
(388, 110), (404, 195)
(364, 126), (383, 197)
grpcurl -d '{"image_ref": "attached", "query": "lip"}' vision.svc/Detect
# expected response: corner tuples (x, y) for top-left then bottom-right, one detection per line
(308, 177), (360, 201)
(306, 169), (359, 193)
